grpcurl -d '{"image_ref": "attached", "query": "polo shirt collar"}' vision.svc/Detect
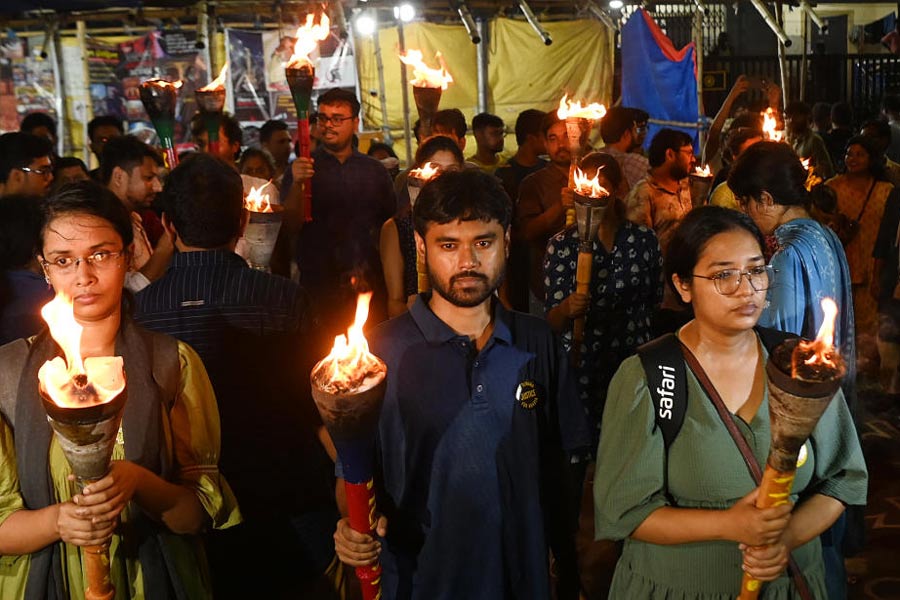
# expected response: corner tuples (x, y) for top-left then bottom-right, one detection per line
(409, 292), (513, 346)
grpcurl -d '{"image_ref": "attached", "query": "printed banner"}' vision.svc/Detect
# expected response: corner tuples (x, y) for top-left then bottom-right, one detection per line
(0, 37), (59, 134)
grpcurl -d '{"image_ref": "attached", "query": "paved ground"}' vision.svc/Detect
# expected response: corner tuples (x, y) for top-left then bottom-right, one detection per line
(575, 375), (900, 599)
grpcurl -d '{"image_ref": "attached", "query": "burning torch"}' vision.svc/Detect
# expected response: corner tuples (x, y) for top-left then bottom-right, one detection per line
(407, 161), (442, 293)
(739, 298), (846, 600)
(284, 13), (331, 223)
(761, 108), (784, 143)
(399, 50), (453, 140)
(690, 164), (714, 208)
(571, 166), (610, 365)
(801, 157), (822, 191)
(36, 293), (126, 600)
(557, 95), (606, 227)
(310, 293), (387, 600)
(195, 65), (229, 158)
(242, 183), (283, 271)
(139, 78), (182, 170)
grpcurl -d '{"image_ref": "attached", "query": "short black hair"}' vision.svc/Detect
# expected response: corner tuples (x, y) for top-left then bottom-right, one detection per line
(730, 112), (763, 131)
(830, 102), (853, 129)
(190, 112), (244, 146)
(100, 135), (162, 185)
(514, 109), (545, 145)
(631, 108), (649, 125)
(40, 181), (134, 252)
(413, 169), (512, 236)
(860, 119), (892, 145)
(54, 156), (89, 176)
(259, 119), (289, 144)
(811, 102), (831, 125)
(472, 112), (504, 132)
(881, 93), (900, 115)
(541, 111), (563, 136)
(784, 101), (811, 119)
(238, 148), (277, 179)
(844, 135), (886, 179)
(0, 132), (53, 183)
(723, 127), (763, 164)
(20, 112), (57, 138)
(414, 135), (464, 167)
(317, 88), (361, 118)
(87, 115), (124, 141)
(580, 151), (623, 191)
(158, 153), (244, 248)
(600, 106), (636, 144)
(0, 194), (43, 269)
(728, 141), (808, 207)
(367, 142), (398, 159)
(647, 128), (693, 168)
(413, 119), (423, 143)
(665, 205), (766, 300)
(433, 109), (467, 139)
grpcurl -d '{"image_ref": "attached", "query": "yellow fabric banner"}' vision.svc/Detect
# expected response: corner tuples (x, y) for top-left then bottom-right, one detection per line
(357, 18), (613, 160)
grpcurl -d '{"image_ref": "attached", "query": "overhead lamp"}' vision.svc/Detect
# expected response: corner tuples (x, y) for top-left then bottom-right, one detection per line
(354, 12), (377, 37)
(395, 3), (416, 22)
(450, 1), (481, 44)
(518, 0), (552, 45)
(608, 0), (624, 9)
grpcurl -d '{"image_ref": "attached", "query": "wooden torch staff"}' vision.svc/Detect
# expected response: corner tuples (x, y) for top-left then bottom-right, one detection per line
(571, 248), (592, 365)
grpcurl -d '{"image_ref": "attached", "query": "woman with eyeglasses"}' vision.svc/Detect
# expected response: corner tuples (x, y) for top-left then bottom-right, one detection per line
(0, 181), (240, 598)
(729, 141), (857, 410)
(594, 206), (867, 599)
(380, 135), (464, 317)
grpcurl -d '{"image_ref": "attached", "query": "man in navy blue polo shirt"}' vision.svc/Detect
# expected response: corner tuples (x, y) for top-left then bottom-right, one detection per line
(334, 169), (591, 599)
(282, 88), (396, 348)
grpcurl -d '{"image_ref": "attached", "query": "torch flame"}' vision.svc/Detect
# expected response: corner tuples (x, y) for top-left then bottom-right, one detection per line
(693, 164), (713, 177)
(409, 161), (442, 182)
(37, 293), (125, 408)
(556, 94), (607, 121)
(761, 108), (783, 142)
(573, 167), (610, 199)
(314, 292), (385, 395)
(286, 13), (331, 70)
(245, 183), (274, 213)
(797, 298), (839, 370)
(40, 293), (84, 375)
(198, 64), (228, 92)
(142, 78), (183, 91)
(399, 50), (453, 90)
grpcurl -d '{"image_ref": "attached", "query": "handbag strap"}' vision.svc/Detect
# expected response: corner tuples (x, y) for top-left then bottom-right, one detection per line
(678, 341), (815, 600)
(855, 179), (878, 222)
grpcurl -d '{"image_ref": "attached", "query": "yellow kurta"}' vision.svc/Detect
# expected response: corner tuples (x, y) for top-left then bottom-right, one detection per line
(0, 341), (241, 599)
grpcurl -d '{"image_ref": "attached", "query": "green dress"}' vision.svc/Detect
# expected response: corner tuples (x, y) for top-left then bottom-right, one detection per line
(0, 341), (242, 599)
(594, 340), (868, 599)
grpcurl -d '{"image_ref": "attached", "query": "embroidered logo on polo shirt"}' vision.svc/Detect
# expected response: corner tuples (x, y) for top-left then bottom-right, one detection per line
(516, 380), (539, 410)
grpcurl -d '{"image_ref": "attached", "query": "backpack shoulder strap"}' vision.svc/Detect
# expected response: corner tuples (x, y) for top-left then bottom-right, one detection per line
(0, 338), (31, 427)
(637, 333), (687, 451)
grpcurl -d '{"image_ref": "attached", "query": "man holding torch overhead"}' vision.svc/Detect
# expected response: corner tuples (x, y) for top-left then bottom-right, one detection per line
(333, 170), (591, 599)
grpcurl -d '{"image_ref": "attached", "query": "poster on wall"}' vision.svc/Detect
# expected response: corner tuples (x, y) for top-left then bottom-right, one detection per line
(87, 30), (206, 144)
(228, 26), (358, 134)
(0, 37), (59, 134)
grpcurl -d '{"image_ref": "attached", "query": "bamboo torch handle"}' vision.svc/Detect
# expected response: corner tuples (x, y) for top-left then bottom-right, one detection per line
(79, 477), (114, 600)
(738, 465), (797, 600)
(298, 118), (313, 223)
(344, 479), (383, 600)
(571, 250), (593, 365)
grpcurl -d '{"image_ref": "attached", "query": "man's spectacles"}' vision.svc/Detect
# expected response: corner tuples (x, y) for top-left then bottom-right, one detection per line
(318, 114), (354, 126)
(19, 165), (53, 178)
(41, 250), (125, 274)
(692, 265), (775, 295)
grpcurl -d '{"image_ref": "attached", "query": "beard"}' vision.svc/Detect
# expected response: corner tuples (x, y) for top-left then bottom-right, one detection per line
(428, 265), (504, 308)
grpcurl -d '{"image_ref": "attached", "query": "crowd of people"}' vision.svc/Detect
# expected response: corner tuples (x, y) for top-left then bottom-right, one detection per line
(0, 76), (887, 599)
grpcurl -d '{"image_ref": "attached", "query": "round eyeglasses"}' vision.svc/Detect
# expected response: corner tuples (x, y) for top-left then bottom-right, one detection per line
(692, 265), (775, 295)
